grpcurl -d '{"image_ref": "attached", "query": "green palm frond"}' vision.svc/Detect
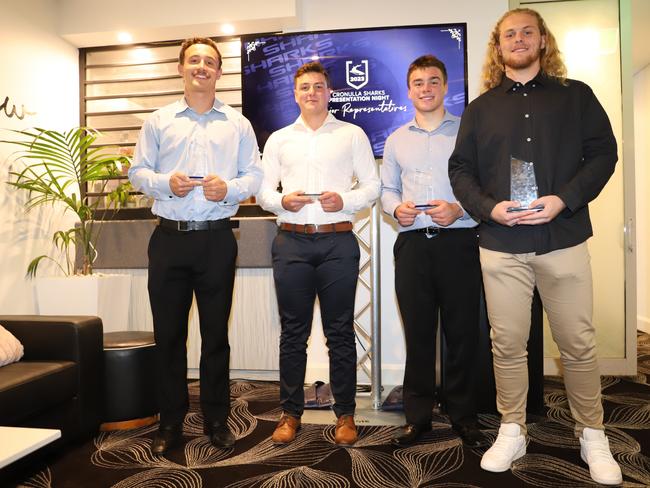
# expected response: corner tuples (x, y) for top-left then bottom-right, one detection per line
(2, 126), (131, 277)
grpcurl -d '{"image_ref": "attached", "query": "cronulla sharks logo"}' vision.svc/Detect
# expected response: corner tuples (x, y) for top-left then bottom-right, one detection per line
(345, 60), (369, 90)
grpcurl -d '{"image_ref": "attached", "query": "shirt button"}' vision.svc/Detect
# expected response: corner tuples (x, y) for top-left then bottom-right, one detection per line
(532, 84), (536, 88)
(523, 93), (528, 97)
(526, 137), (532, 142)
(525, 114), (530, 118)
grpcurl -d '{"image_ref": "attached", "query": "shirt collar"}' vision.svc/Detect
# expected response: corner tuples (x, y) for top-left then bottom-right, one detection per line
(407, 110), (456, 133)
(500, 71), (548, 93)
(293, 112), (338, 130)
(174, 96), (225, 115)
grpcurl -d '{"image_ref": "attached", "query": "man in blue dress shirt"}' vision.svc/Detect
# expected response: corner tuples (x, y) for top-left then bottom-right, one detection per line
(381, 55), (484, 448)
(129, 37), (262, 456)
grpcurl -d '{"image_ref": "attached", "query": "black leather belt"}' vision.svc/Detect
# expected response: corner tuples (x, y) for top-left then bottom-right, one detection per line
(158, 217), (233, 232)
(279, 222), (353, 234)
(407, 226), (469, 238)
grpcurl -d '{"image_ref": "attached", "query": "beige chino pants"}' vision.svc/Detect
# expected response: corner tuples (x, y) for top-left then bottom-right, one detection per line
(480, 242), (603, 435)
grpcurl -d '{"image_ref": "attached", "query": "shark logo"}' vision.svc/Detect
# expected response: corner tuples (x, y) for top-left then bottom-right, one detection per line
(345, 60), (369, 90)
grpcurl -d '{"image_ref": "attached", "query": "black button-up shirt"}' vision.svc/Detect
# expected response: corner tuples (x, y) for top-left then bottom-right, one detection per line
(449, 73), (617, 254)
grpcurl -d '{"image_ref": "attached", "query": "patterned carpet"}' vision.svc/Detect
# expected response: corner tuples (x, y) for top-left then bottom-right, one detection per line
(11, 332), (650, 487)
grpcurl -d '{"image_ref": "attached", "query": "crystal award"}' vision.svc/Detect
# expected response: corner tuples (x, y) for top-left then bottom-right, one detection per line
(509, 156), (539, 211)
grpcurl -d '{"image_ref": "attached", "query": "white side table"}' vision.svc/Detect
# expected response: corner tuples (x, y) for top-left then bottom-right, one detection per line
(0, 426), (61, 469)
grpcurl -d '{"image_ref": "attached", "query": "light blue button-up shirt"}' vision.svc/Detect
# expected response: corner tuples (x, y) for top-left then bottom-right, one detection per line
(381, 111), (477, 231)
(129, 97), (262, 221)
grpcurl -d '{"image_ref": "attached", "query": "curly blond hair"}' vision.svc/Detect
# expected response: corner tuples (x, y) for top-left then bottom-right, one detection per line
(481, 8), (566, 92)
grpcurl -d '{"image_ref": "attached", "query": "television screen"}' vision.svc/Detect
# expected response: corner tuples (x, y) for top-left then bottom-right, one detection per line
(241, 23), (467, 157)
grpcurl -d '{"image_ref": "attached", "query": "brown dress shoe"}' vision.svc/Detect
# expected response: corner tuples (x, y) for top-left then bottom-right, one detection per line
(335, 415), (357, 446)
(272, 414), (301, 444)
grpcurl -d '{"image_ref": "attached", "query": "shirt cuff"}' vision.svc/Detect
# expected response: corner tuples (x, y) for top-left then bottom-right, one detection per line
(340, 191), (354, 213)
(557, 189), (579, 214)
(222, 180), (237, 205)
(456, 201), (471, 220)
(386, 202), (400, 221)
(158, 173), (174, 200)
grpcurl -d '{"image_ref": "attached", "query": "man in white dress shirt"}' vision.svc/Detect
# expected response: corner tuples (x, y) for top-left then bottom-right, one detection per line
(257, 61), (380, 446)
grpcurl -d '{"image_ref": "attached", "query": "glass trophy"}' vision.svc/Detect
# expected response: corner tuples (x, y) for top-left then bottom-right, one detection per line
(509, 156), (542, 212)
(413, 169), (435, 209)
(187, 139), (207, 201)
(304, 170), (323, 201)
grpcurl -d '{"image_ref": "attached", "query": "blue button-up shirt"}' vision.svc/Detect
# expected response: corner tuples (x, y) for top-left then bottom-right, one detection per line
(129, 97), (262, 221)
(381, 111), (477, 232)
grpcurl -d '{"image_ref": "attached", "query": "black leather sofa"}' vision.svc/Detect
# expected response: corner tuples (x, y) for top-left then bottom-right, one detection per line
(0, 315), (104, 443)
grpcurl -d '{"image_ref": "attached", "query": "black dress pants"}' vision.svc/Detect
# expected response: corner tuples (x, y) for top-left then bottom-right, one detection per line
(394, 227), (481, 426)
(272, 230), (360, 418)
(147, 225), (237, 427)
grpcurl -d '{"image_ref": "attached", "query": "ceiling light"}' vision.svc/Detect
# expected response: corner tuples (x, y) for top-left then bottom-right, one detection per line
(117, 32), (133, 44)
(221, 24), (235, 35)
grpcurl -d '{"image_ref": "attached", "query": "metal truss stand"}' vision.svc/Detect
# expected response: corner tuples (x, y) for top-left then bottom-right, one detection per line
(352, 204), (382, 410)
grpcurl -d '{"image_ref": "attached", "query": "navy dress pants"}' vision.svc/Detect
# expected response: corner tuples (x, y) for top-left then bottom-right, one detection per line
(272, 230), (360, 418)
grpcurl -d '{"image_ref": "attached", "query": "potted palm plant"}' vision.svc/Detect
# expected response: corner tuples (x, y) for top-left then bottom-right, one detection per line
(3, 126), (133, 331)
(3, 126), (130, 276)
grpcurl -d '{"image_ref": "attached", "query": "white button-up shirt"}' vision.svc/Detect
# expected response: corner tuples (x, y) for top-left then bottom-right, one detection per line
(257, 114), (380, 224)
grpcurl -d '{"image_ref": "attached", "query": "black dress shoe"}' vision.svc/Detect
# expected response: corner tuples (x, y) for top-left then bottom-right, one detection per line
(392, 423), (432, 446)
(452, 422), (487, 448)
(151, 424), (183, 456)
(204, 421), (235, 449)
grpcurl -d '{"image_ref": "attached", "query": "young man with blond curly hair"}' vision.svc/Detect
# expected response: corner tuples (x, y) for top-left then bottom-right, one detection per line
(449, 9), (622, 485)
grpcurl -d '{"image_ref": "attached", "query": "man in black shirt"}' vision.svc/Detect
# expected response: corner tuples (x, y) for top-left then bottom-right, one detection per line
(449, 8), (622, 486)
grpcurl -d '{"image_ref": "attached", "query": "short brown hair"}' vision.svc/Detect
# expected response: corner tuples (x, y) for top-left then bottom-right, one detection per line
(179, 37), (222, 69)
(294, 62), (331, 88)
(407, 55), (448, 87)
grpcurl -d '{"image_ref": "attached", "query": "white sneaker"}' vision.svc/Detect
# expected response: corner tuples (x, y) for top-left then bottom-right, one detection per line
(480, 423), (526, 472)
(579, 428), (622, 485)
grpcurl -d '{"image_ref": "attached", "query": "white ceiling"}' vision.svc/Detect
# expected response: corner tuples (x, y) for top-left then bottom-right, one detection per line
(56, 0), (649, 74)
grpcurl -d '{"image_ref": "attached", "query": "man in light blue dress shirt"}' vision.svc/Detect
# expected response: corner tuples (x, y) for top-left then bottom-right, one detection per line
(381, 55), (484, 448)
(129, 37), (262, 456)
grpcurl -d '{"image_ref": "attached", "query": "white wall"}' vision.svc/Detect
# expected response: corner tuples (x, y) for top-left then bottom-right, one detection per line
(634, 64), (650, 334)
(0, 1), (79, 313)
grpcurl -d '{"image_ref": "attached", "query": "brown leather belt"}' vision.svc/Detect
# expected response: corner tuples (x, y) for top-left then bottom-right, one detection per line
(279, 222), (353, 234)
